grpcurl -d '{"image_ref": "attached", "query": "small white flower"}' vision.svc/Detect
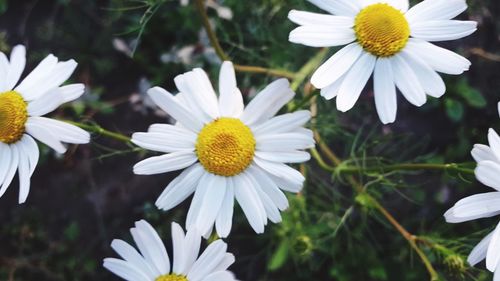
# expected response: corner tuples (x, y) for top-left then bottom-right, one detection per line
(132, 61), (314, 237)
(0, 45), (89, 203)
(445, 126), (500, 275)
(288, 0), (477, 124)
(104, 220), (237, 281)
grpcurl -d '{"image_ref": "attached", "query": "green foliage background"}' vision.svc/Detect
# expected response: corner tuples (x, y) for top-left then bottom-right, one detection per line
(0, 0), (499, 280)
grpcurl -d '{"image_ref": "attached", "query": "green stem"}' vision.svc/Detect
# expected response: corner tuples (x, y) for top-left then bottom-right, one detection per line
(290, 48), (328, 91)
(338, 163), (475, 175)
(64, 121), (132, 143)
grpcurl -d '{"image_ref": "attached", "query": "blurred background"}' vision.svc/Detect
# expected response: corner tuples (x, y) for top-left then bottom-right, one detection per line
(0, 0), (498, 280)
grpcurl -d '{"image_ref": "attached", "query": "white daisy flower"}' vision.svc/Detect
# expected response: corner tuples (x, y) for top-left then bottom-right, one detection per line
(103, 220), (237, 281)
(132, 61), (314, 237)
(288, 0), (477, 124)
(444, 126), (500, 276)
(0, 45), (90, 204)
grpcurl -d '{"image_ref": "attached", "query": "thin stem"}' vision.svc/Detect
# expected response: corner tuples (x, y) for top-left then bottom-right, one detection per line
(233, 64), (296, 79)
(64, 121), (132, 143)
(195, 0), (229, 61)
(195, 0), (296, 79)
(335, 163), (474, 175)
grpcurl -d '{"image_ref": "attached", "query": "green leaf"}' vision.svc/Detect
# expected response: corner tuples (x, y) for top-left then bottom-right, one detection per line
(457, 79), (486, 108)
(0, 0), (7, 15)
(445, 98), (464, 122)
(268, 240), (289, 271)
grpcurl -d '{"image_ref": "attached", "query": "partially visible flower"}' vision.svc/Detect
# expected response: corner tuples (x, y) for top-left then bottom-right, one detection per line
(0, 45), (89, 203)
(132, 61), (314, 237)
(288, 0), (476, 124)
(104, 220), (237, 281)
(445, 115), (500, 277)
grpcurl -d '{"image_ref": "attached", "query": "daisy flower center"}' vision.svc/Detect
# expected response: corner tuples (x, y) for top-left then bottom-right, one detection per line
(0, 91), (28, 144)
(196, 117), (256, 177)
(155, 274), (188, 281)
(354, 3), (410, 57)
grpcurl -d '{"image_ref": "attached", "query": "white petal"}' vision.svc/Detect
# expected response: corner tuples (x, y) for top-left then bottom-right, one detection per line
(110, 239), (158, 279)
(311, 43), (363, 89)
(171, 222), (186, 275)
(219, 61), (244, 118)
(212, 253), (235, 272)
(248, 171), (282, 223)
(241, 79), (294, 126)
(6, 45), (26, 90)
(174, 70), (219, 122)
(252, 110), (311, 136)
(405, 0), (468, 24)
(15, 54), (58, 100)
(336, 52), (376, 112)
(391, 55), (427, 106)
(405, 39), (471, 75)
(489, 129), (500, 161)
(320, 75), (344, 100)
(487, 222), (500, 271)
(289, 25), (355, 47)
(471, 144), (497, 163)
(27, 117), (90, 144)
(256, 132), (315, 152)
(215, 178), (234, 238)
(59, 84), (85, 103)
(103, 258), (150, 281)
(202, 271), (236, 281)
(187, 240), (227, 281)
(147, 87), (204, 132)
(0, 143), (12, 194)
(132, 131), (195, 153)
(0, 52), (10, 91)
(195, 174), (226, 235)
(306, 0), (361, 16)
(27, 88), (65, 116)
(400, 49), (446, 98)
(20, 59), (78, 101)
(374, 57), (397, 124)
(475, 161), (500, 191)
(25, 120), (67, 153)
(288, 10), (354, 26)
(255, 151), (310, 163)
(16, 141), (32, 204)
(186, 173), (211, 230)
(253, 157), (305, 193)
(233, 173), (266, 233)
(444, 192), (500, 223)
(247, 165), (289, 211)
(18, 135), (38, 176)
(179, 227), (201, 274)
(132, 220), (170, 274)
(411, 20), (476, 41)
(468, 231), (493, 266)
(155, 164), (204, 211)
(134, 151), (197, 175)
(0, 145), (18, 199)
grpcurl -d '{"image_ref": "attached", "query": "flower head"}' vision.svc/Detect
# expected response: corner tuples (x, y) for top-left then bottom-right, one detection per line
(288, 0), (477, 123)
(132, 61), (314, 237)
(445, 116), (500, 275)
(0, 45), (89, 203)
(103, 220), (237, 281)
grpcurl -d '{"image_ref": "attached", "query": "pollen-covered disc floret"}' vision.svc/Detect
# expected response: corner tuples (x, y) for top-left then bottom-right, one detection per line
(156, 274), (188, 281)
(355, 3), (410, 57)
(196, 117), (256, 177)
(0, 91), (28, 144)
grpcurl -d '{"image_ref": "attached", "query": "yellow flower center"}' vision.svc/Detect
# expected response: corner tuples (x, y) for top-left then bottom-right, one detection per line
(0, 91), (28, 144)
(196, 117), (256, 177)
(155, 274), (188, 281)
(354, 3), (410, 57)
